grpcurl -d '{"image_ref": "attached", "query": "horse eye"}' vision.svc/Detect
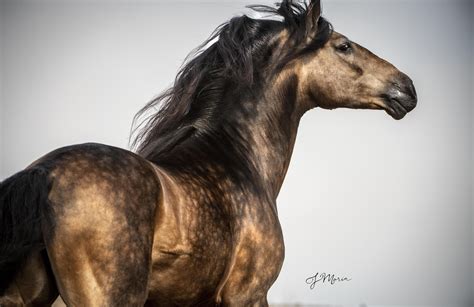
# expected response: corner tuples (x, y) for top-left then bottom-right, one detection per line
(336, 42), (352, 53)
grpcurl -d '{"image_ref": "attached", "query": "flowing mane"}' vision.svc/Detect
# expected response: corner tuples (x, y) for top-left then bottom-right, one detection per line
(131, 0), (332, 163)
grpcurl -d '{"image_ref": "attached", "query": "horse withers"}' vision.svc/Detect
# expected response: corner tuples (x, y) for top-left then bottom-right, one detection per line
(0, 0), (416, 306)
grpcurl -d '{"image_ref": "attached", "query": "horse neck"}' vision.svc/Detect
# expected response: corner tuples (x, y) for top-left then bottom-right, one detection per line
(160, 73), (303, 203)
(230, 73), (303, 200)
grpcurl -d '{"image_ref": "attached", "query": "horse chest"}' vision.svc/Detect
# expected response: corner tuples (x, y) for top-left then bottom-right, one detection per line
(218, 216), (285, 301)
(148, 191), (285, 304)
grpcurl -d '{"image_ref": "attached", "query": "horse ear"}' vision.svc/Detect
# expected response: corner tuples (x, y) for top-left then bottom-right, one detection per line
(305, 0), (321, 36)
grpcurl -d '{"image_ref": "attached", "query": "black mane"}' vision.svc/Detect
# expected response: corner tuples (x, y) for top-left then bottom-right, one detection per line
(131, 0), (332, 166)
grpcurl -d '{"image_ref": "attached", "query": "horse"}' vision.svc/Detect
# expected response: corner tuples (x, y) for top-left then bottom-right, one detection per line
(0, 0), (417, 305)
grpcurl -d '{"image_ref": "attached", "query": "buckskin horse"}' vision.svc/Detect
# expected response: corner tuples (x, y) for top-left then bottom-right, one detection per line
(0, 0), (417, 305)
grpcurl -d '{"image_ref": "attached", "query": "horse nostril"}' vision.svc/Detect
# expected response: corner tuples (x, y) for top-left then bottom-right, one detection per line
(395, 75), (417, 99)
(407, 79), (417, 100)
(390, 75), (417, 106)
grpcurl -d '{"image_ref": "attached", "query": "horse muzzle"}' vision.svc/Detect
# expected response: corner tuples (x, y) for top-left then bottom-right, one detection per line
(381, 73), (417, 120)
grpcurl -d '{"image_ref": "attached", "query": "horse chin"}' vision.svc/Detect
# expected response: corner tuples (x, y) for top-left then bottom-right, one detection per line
(383, 98), (409, 120)
(385, 107), (407, 120)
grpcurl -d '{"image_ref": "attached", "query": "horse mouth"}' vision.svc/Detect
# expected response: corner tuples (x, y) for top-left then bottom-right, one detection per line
(383, 97), (409, 120)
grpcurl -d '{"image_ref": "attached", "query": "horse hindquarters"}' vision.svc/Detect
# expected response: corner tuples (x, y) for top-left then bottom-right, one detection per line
(1, 143), (162, 306)
(42, 144), (161, 306)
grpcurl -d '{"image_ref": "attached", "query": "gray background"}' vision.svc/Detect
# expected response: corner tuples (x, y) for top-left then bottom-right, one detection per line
(0, 0), (472, 306)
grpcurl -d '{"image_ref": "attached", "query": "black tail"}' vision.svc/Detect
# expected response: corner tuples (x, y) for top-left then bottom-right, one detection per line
(0, 167), (52, 295)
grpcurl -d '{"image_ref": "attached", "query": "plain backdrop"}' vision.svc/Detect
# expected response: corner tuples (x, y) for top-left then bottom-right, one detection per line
(0, 0), (473, 306)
